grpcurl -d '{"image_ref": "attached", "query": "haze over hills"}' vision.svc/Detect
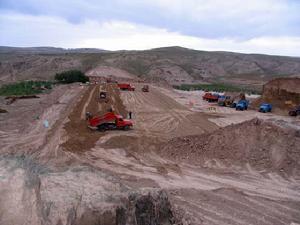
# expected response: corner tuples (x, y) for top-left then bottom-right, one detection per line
(0, 46), (108, 54)
(1, 46), (300, 88)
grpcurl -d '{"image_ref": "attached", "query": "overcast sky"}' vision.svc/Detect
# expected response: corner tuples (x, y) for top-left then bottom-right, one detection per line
(0, 0), (300, 56)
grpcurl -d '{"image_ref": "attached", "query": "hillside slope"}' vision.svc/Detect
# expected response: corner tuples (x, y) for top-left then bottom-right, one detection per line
(1, 46), (300, 87)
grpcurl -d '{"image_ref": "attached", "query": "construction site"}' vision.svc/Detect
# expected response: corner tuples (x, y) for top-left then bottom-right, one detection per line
(0, 70), (300, 225)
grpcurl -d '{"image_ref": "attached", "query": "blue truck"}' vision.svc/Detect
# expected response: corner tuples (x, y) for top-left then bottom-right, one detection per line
(259, 103), (272, 113)
(236, 100), (249, 111)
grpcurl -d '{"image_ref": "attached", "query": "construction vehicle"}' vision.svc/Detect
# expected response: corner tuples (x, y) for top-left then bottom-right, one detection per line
(218, 95), (233, 106)
(289, 105), (300, 116)
(99, 91), (107, 99)
(236, 100), (249, 111)
(202, 92), (219, 102)
(224, 93), (246, 108)
(259, 103), (272, 113)
(230, 99), (239, 108)
(87, 112), (133, 131)
(118, 83), (135, 91)
(142, 85), (149, 92)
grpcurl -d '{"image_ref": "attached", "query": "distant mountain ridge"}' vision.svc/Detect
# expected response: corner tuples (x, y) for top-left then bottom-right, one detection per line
(0, 46), (300, 88)
(0, 46), (108, 54)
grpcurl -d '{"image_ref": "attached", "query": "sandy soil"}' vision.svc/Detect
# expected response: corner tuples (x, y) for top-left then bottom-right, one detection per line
(0, 84), (85, 155)
(0, 83), (299, 225)
(86, 66), (137, 80)
(157, 87), (300, 127)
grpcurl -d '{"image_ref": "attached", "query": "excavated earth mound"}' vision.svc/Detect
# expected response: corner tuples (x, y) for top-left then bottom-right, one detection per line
(252, 78), (300, 111)
(160, 119), (300, 175)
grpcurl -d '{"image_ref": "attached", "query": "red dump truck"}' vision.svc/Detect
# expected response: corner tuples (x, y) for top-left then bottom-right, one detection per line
(118, 83), (135, 91)
(87, 112), (133, 131)
(202, 92), (219, 102)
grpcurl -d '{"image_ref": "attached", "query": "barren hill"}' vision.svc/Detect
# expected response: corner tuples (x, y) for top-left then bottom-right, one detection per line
(1, 46), (300, 87)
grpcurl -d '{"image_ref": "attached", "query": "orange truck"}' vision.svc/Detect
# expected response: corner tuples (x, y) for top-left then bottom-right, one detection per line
(118, 83), (135, 91)
(202, 92), (219, 102)
(88, 112), (133, 131)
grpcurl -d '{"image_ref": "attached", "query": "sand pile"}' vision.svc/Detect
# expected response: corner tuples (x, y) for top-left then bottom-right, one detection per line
(160, 119), (300, 175)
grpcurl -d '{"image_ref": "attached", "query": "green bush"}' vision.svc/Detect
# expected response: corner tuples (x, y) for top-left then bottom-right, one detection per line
(0, 81), (53, 96)
(173, 83), (261, 94)
(55, 70), (89, 83)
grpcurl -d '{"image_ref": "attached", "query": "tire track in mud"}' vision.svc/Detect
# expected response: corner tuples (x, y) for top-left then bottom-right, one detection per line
(170, 188), (300, 225)
(80, 85), (97, 120)
(120, 84), (217, 139)
(61, 83), (127, 153)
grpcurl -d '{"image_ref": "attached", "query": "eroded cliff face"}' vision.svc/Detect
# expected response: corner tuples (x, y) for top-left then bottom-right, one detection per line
(262, 78), (300, 106)
(0, 156), (178, 225)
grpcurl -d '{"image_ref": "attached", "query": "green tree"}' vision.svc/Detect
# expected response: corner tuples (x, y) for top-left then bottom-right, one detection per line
(55, 70), (89, 83)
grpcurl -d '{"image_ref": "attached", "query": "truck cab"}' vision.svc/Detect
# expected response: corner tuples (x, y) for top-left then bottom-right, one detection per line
(218, 95), (232, 106)
(289, 105), (300, 116)
(114, 115), (132, 129)
(259, 103), (272, 113)
(236, 100), (249, 111)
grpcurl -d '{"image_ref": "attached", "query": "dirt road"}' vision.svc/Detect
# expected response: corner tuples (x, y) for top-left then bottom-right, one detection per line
(120, 84), (217, 139)
(0, 83), (299, 225)
(158, 87), (300, 127)
(80, 84), (300, 225)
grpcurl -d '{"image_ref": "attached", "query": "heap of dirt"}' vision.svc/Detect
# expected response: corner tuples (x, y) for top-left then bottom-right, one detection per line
(252, 78), (300, 111)
(160, 119), (300, 175)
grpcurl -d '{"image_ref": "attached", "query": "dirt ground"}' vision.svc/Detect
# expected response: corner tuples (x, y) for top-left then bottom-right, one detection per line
(158, 87), (300, 127)
(0, 82), (299, 225)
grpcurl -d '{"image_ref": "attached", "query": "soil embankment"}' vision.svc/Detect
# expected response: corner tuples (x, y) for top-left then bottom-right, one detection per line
(160, 118), (300, 175)
(252, 78), (300, 113)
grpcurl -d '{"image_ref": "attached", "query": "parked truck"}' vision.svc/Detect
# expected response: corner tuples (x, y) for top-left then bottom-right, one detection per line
(218, 92), (242, 107)
(259, 103), (272, 113)
(218, 95), (233, 106)
(289, 105), (300, 116)
(142, 85), (149, 92)
(118, 83), (135, 91)
(99, 91), (107, 99)
(87, 112), (133, 131)
(236, 100), (249, 111)
(202, 92), (219, 102)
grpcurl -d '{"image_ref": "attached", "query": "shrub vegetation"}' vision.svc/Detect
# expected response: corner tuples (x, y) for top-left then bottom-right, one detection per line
(55, 70), (89, 83)
(173, 83), (261, 94)
(0, 81), (53, 96)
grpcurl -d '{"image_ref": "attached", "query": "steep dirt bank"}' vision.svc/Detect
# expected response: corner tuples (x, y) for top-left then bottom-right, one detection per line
(160, 119), (300, 176)
(0, 156), (179, 225)
(252, 78), (300, 114)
